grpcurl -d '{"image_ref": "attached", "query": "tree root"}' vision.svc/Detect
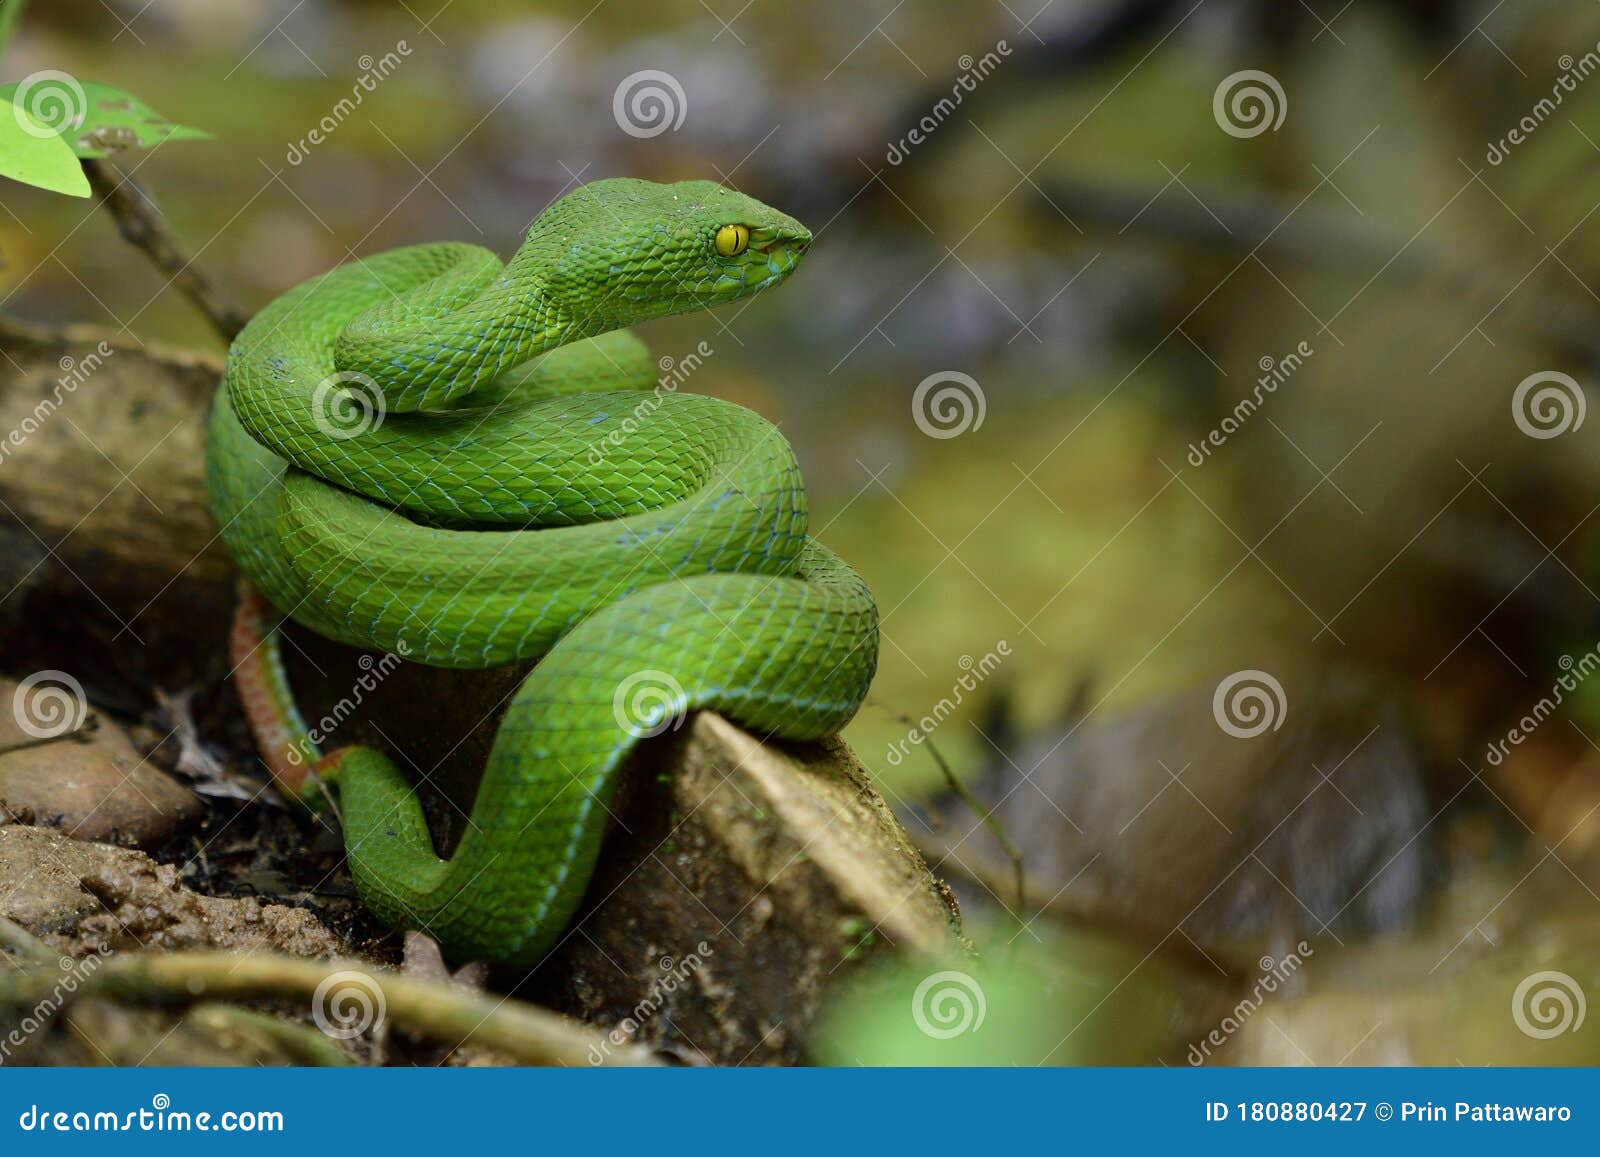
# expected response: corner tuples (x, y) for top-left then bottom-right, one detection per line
(0, 950), (661, 1066)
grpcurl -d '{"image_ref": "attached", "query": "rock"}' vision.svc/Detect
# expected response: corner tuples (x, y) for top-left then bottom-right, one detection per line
(1207, 851), (1600, 1066)
(0, 318), (233, 694)
(524, 713), (966, 1064)
(947, 672), (1431, 960)
(0, 823), (122, 933)
(0, 676), (202, 849)
(0, 825), (344, 958)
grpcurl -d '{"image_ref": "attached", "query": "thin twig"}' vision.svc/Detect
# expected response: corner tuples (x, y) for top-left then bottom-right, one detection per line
(0, 715), (97, 757)
(907, 828), (1236, 979)
(81, 158), (248, 344)
(881, 706), (1026, 915)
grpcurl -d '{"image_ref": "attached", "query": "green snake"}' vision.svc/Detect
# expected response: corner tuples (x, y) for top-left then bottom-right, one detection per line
(206, 178), (879, 967)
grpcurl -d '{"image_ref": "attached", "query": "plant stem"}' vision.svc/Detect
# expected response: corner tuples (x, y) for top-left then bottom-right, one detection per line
(880, 705), (1028, 916)
(1, 950), (661, 1066)
(0, 914), (54, 964)
(82, 158), (248, 343)
(0, 0), (28, 64)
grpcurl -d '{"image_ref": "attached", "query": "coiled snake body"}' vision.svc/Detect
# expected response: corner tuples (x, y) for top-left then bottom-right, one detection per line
(207, 179), (878, 967)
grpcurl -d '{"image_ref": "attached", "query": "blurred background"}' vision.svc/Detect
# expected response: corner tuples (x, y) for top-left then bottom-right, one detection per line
(10, 0), (1600, 1064)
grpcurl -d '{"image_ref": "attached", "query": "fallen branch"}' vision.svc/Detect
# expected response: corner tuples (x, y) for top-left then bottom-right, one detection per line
(185, 1002), (352, 1067)
(0, 950), (659, 1067)
(0, 913), (54, 964)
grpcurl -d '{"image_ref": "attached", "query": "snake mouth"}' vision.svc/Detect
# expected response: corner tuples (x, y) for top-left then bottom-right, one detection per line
(749, 227), (811, 259)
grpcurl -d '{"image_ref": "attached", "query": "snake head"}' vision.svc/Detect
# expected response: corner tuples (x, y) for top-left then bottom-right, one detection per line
(525, 178), (811, 327)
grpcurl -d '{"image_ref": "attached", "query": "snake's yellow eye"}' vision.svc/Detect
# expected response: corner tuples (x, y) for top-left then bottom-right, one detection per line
(715, 224), (750, 257)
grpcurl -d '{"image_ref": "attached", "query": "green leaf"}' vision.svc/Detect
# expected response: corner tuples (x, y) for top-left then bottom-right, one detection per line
(0, 78), (210, 158)
(0, 96), (88, 196)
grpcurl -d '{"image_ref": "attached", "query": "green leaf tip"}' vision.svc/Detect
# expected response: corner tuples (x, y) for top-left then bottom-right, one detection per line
(0, 95), (88, 196)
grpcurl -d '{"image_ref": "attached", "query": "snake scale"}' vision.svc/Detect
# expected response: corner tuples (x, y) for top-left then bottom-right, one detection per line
(206, 178), (879, 967)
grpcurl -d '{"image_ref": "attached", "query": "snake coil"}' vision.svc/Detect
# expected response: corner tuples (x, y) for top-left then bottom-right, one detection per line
(207, 179), (878, 966)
